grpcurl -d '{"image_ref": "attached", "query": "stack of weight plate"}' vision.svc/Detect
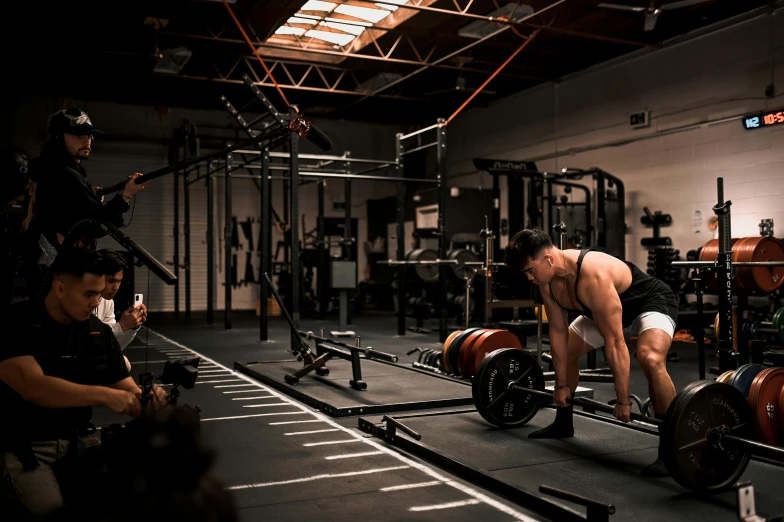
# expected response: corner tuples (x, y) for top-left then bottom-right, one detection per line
(441, 328), (522, 379)
(716, 364), (784, 447)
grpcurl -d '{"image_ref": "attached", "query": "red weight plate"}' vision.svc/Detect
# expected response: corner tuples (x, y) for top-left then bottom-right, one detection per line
(749, 368), (784, 445)
(457, 329), (489, 377)
(780, 383), (784, 437)
(468, 330), (523, 379)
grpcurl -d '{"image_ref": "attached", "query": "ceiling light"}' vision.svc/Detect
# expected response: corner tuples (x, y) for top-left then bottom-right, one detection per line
(275, 26), (307, 36)
(300, 0), (336, 11)
(324, 16), (371, 27)
(320, 21), (366, 36)
(288, 16), (318, 25)
(334, 4), (392, 23)
(305, 29), (356, 46)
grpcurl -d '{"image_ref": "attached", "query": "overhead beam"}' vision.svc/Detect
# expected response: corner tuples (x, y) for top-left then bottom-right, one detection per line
(162, 31), (557, 82)
(333, 0), (656, 48)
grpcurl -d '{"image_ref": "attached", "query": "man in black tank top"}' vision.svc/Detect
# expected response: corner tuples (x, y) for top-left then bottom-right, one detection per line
(505, 229), (678, 478)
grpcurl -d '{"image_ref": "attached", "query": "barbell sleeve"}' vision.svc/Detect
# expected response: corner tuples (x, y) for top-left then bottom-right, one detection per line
(509, 384), (662, 426)
(723, 434), (784, 464)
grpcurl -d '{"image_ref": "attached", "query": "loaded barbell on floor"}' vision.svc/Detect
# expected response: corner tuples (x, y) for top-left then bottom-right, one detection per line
(471, 348), (784, 493)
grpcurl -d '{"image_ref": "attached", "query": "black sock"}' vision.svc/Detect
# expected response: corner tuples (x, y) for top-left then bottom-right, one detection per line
(529, 403), (575, 439)
(641, 413), (669, 477)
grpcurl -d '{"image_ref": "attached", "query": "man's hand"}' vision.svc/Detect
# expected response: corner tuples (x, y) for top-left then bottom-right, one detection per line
(614, 402), (631, 423)
(103, 388), (141, 417)
(553, 386), (571, 408)
(92, 186), (105, 202)
(122, 172), (150, 198)
(119, 304), (147, 331)
(148, 385), (169, 411)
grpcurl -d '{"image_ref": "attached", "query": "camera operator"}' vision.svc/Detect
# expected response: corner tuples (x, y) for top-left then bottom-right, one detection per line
(94, 249), (147, 371)
(0, 248), (166, 520)
(19, 107), (150, 299)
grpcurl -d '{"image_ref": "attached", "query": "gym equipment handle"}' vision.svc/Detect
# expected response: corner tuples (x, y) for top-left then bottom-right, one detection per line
(508, 383), (662, 426)
(382, 415), (422, 441)
(539, 485), (616, 515)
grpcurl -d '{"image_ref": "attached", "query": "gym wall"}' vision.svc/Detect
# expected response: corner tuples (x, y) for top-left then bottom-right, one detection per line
(8, 97), (403, 312)
(446, 7), (784, 271)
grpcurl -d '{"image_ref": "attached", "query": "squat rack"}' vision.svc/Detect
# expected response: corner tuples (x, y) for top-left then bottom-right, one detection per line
(672, 177), (784, 378)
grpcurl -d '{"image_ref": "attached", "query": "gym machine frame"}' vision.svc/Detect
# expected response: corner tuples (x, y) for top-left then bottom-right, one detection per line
(672, 177), (784, 377)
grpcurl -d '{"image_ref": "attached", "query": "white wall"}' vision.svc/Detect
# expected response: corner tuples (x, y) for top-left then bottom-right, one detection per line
(8, 96), (403, 312)
(446, 6), (784, 270)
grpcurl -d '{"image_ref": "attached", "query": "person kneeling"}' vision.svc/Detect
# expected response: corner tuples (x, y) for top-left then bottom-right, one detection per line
(0, 248), (167, 521)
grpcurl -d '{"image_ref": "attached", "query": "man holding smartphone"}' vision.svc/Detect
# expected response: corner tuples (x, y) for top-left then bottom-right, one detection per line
(94, 250), (147, 371)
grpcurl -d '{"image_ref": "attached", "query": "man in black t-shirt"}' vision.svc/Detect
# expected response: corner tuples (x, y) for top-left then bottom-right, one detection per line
(0, 248), (166, 520)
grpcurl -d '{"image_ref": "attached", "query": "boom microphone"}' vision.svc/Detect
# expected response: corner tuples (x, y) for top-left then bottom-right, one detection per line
(305, 124), (332, 152)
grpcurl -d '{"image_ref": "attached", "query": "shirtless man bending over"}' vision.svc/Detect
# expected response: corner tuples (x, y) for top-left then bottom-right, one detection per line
(504, 229), (679, 477)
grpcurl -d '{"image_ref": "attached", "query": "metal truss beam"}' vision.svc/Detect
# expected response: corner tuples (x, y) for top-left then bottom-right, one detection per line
(164, 31), (555, 82)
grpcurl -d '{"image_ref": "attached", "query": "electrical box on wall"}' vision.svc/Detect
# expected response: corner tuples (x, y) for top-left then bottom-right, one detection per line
(630, 111), (650, 129)
(333, 201), (346, 211)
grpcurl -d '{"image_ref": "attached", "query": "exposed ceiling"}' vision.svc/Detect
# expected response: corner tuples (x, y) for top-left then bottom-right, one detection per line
(6, 0), (773, 126)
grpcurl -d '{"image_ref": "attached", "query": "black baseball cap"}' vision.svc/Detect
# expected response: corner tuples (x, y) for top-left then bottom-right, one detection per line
(46, 108), (103, 137)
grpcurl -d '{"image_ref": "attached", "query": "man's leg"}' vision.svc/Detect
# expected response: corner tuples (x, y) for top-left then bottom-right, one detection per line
(0, 441), (67, 520)
(634, 313), (677, 477)
(529, 317), (602, 439)
(635, 328), (677, 416)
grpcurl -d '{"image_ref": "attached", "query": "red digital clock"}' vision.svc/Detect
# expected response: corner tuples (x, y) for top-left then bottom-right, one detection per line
(743, 108), (784, 130)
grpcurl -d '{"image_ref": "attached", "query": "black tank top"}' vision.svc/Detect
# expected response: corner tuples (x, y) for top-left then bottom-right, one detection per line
(549, 249), (678, 327)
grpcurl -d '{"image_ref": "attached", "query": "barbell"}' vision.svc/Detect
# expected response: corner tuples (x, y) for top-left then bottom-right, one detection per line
(471, 348), (784, 493)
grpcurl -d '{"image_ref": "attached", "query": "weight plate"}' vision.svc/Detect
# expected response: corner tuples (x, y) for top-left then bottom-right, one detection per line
(774, 307), (784, 343)
(472, 348), (545, 428)
(405, 248), (439, 282)
(780, 383), (784, 437)
(662, 381), (753, 492)
(716, 371), (734, 384)
(458, 329), (490, 377)
(733, 236), (784, 293)
(728, 363), (765, 399)
(447, 327), (481, 376)
(442, 330), (462, 374)
(748, 368), (784, 446)
(468, 330), (523, 379)
(447, 249), (480, 281)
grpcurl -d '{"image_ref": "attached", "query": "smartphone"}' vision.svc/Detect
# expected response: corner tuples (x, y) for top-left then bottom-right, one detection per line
(134, 294), (144, 307)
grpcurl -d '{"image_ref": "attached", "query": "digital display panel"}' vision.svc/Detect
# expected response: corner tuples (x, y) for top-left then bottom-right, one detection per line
(743, 109), (784, 130)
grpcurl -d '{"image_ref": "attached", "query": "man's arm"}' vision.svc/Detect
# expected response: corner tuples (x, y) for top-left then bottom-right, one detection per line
(0, 355), (111, 408)
(579, 275), (630, 404)
(111, 376), (142, 397)
(540, 286), (570, 386)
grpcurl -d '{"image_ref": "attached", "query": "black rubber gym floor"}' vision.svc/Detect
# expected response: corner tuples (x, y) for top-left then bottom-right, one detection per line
(106, 311), (784, 521)
(92, 324), (547, 522)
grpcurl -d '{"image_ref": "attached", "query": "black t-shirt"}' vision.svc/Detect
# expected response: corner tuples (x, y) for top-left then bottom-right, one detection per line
(0, 299), (130, 447)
